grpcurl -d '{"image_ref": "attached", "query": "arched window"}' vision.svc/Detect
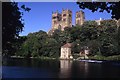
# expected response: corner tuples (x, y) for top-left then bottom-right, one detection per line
(54, 21), (57, 24)
(63, 14), (66, 17)
(77, 14), (80, 17)
(77, 20), (79, 24)
(63, 18), (66, 22)
(69, 14), (71, 17)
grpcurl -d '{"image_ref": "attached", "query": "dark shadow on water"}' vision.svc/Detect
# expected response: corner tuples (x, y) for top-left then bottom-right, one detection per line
(2, 58), (120, 78)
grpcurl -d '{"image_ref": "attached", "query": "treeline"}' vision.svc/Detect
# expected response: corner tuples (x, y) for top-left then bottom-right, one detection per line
(15, 20), (120, 58)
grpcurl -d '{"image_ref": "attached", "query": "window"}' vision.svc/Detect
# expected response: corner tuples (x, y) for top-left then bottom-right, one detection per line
(77, 14), (80, 18)
(58, 17), (61, 21)
(63, 14), (66, 17)
(63, 18), (66, 21)
(69, 19), (71, 23)
(77, 20), (79, 24)
(69, 14), (71, 17)
(52, 16), (60, 19)
(52, 16), (56, 19)
(54, 21), (57, 24)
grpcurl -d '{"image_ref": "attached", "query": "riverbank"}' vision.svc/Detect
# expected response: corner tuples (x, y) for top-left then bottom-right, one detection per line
(89, 55), (120, 61)
(9, 55), (120, 61)
(10, 56), (58, 60)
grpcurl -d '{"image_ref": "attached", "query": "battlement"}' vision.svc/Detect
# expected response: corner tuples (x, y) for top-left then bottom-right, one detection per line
(76, 10), (84, 13)
(62, 9), (72, 13)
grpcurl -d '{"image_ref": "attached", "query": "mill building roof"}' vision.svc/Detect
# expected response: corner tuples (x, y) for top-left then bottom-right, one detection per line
(61, 43), (73, 48)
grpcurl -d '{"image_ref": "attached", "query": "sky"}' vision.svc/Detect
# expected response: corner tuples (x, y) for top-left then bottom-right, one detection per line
(18, 2), (112, 36)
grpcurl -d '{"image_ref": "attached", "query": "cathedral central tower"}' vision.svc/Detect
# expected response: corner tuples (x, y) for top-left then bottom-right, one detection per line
(61, 9), (72, 31)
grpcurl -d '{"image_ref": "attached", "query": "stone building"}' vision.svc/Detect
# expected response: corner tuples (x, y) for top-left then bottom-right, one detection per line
(49, 9), (120, 34)
(60, 43), (73, 59)
(48, 9), (85, 35)
(79, 46), (89, 59)
(59, 60), (72, 78)
(95, 18), (120, 26)
(51, 9), (85, 31)
(95, 18), (103, 25)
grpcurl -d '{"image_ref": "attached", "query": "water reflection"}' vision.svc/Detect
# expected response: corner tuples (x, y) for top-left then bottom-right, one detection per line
(2, 58), (120, 78)
(85, 62), (88, 71)
(59, 60), (72, 78)
(82, 62), (89, 77)
(78, 61), (102, 78)
(70, 61), (89, 78)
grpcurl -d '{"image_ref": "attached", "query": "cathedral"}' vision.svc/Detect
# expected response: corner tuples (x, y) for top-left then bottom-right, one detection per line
(48, 9), (120, 35)
(51, 9), (85, 31)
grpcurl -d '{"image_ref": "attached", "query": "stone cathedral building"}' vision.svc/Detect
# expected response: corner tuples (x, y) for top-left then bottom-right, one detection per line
(51, 9), (85, 31)
(48, 9), (120, 35)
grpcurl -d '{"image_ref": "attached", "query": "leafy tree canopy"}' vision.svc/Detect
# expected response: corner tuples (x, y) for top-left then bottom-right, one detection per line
(76, 2), (120, 20)
(2, 2), (30, 56)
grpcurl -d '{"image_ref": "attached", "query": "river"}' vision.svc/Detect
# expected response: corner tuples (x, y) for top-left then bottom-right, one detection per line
(2, 58), (120, 79)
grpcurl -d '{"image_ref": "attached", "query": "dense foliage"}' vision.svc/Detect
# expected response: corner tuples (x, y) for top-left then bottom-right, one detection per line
(76, 2), (120, 20)
(3, 2), (120, 60)
(2, 2), (30, 56)
(15, 20), (120, 58)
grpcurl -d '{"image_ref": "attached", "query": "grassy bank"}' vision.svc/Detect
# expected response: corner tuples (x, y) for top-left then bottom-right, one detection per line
(89, 55), (120, 61)
(37, 56), (58, 60)
(10, 55), (120, 61)
(10, 56), (58, 60)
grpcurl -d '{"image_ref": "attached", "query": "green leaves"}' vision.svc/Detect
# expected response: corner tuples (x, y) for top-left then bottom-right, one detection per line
(77, 2), (120, 20)
(2, 2), (31, 56)
(18, 30), (60, 58)
(17, 20), (119, 58)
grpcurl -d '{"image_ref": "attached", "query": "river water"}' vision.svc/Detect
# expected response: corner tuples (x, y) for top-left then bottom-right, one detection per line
(2, 58), (120, 79)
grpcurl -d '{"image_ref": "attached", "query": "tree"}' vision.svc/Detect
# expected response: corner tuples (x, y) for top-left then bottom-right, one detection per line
(14, 36), (27, 56)
(83, 20), (98, 27)
(97, 20), (118, 56)
(2, 2), (30, 56)
(21, 30), (47, 58)
(118, 26), (120, 54)
(18, 30), (61, 58)
(76, 2), (120, 20)
(49, 29), (61, 41)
